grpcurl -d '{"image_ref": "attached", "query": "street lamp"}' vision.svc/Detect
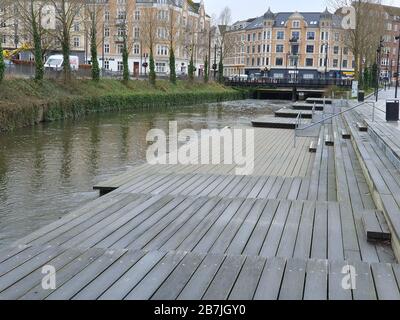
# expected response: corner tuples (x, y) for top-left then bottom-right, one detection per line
(376, 37), (384, 102)
(395, 35), (400, 98)
(289, 37), (299, 102)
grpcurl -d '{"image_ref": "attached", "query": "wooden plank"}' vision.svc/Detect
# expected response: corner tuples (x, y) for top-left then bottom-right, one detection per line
(303, 259), (328, 300)
(328, 260), (353, 300)
(293, 201), (315, 259)
(342, 130), (351, 139)
(278, 258), (307, 300)
(350, 260), (377, 300)
(311, 202), (328, 259)
(202, 255), (246, 300)
(362, 210), (392, 242)
(73, 250), (146, 300)
(98, 250), (166, 300)
(226, 200), (268, 255)
(0, 246), (66, 293)
(259, 200), (291, 258)
(45, 249), (128, 300)
(327, 202), (344, 260)
(243, 200), (280, 256)
(151, 253), (206, 300)
(20, 248), (106, 300)
(229, 256), (266, 300)
(124, 251), (187, 300)
(276, 201), (303, 258)
(254, 257), (286, 300)
(370, 263), (400, 300)
(177, 254), (226, 300)
(210, 199), (256, 254)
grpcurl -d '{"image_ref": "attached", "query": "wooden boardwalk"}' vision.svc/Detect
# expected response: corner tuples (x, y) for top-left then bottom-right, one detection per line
(1, 97), (400, 300)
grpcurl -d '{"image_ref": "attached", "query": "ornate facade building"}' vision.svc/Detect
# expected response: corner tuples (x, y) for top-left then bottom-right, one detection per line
(0, 0), (209, 76)
(223, 8), (356, 80)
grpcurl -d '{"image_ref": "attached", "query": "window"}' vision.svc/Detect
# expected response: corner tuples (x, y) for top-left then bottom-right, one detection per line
(104, 60), (109, 70)
(117, 61), (123, 71)
(104, 43), (110, 53)
(333, 59), (338, 68)
(104, 28), (110, 37)
(117, 44), (123, 54)
(306, 45), (314, 53)
(303, 74), (314, 79)
(305, 58), (314, 67)
(156, 62), (166, 73)
(342, 60), (348, 68)
(343, 47), (349, 55)
(134, 10), (140, 21)
(73, 23), (80, 32)
(275, 57), (283, 66)
(73, 37), (80, 47)
(134, 27), (140, 39)
(157, 45), (168, 56)
(104, 11), (110, 21)
(276, 44), (284, 53)
(277, 31), (284, 40)
(307, 32), (315, 40)
(292, 20), (300, 28)
(291, 31), (300, 40)
(133, 44), (140, 55)
(333, 46), (339, 55)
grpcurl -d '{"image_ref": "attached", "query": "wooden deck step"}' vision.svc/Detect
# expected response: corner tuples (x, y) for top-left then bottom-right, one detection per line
(274, 108), (313, 119)
(362, 210), (392, 243)
(357, 122), (368, 132)
(251, 116), (311, 129)
(0, 245), (398, 300)
(325, 135), (334, 146)
(306, 98), (333, 105)
(341, 130), (351, 140)
(309, 141), (317, 153)
(292, 103), (324, 111)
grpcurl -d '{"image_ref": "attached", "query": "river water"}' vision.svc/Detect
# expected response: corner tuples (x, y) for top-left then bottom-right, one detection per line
(0, 99), (288, 248)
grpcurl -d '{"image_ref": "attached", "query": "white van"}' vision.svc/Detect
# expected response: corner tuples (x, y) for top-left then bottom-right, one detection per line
(44, 55), (79, 71)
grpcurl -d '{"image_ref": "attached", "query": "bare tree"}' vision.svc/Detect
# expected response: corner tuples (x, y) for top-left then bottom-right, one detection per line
(328, 0), (385, 80)
(218, 7), (232, 26)
(14, 0), (51, 80)
(0, 0), (12, 81)
(49, 0), (84, 82)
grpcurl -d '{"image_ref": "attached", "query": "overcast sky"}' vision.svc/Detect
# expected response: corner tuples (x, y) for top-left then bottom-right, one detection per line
(204, 0), (400, 22)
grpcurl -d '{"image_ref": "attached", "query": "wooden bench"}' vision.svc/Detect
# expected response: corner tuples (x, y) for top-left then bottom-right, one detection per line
(341, 130), (351, 140)
(362, 210), (391, 243)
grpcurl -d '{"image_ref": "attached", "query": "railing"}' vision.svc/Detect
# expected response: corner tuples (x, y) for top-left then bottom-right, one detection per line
(225, 77), (353, 88)
(293, 99), (377, 148)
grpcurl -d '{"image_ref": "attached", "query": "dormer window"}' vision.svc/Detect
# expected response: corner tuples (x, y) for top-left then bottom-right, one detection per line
(292, 20), (300, 28)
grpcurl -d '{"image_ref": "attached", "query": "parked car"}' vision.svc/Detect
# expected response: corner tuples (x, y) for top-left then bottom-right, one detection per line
(228, 74), (248, 81)
(44, 55), (79, 71)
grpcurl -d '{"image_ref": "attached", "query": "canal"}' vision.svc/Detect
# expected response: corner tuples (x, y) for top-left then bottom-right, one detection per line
(0, 99), (288, 248)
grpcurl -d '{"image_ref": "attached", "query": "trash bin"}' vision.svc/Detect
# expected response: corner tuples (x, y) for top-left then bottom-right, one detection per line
(358, 91), (365, 102)
(386, 100), (399, 122)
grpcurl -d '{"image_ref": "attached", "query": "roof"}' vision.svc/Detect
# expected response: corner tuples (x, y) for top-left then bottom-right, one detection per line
(230, 10), (343, 31)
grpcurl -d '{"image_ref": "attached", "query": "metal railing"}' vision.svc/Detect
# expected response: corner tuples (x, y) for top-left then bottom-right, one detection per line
(293, 99), (376, 148)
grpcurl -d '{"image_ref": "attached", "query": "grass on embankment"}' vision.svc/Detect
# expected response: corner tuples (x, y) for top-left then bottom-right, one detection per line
(0, 79), (245, 131)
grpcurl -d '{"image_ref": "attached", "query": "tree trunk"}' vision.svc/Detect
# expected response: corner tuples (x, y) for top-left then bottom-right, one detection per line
(0, 40), (5, 82)
(90, 19), (100, 81)
(169, 48), (176, 84)
(31, 2), (43, 81)
(122, 35), (129, 82)
(149, 47), (156, 85)
(204, 55), (209, 83)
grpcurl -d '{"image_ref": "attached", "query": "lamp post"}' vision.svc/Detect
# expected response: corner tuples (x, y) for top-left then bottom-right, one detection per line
(289, 37), (298, 102)
(395, 35), (400, 98)
(376, 37), (384, 102)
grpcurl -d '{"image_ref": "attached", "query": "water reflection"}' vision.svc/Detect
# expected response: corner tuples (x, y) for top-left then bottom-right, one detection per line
(0, 99), (287, 248)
